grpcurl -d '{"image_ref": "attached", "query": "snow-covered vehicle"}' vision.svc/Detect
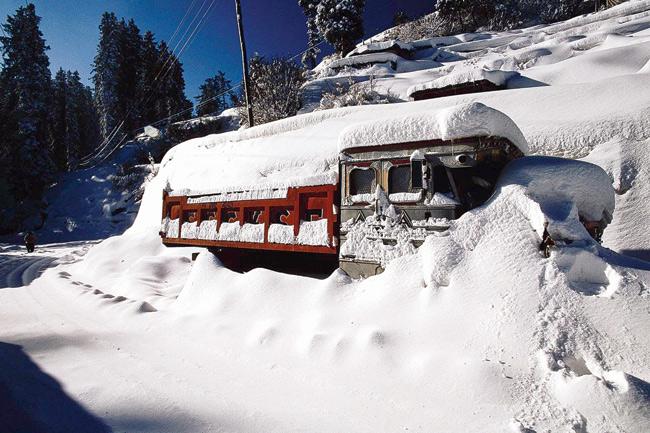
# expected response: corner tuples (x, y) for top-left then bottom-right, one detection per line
(158, 102), (610, 277)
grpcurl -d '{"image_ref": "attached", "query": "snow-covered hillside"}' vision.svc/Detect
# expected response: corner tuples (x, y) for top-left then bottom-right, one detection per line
(2, 2), (650, 432)
(303, 0), (650, 111)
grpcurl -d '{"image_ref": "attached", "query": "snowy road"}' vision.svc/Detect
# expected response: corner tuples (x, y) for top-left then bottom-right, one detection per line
(0, 240), (331, 433)
(0, 248), (57, 288)
(0, 242), (96, 288)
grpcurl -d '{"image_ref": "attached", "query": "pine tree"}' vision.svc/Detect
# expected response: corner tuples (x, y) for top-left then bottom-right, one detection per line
(50, 69), (92, 171)
(298, 0), (321, 69)
(195, 71), (233, 117)
(51, 68), (69, 171)
(0, 3), (55, 202)
(167, 56), (193, 121)
(140, 30), (163, 126)
(116, 18), (143, 132)
(76, 82), (101, 159)
(315, 0), (366, 55)
(92, 12), (121, 142)
(155, 41), (192, 123)
(63, 71), (84, 170)
(0, 76), (20, 230)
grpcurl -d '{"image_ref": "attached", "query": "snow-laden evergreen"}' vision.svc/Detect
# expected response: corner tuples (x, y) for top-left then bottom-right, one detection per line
(195, 71), (233, 117)
(93, 12), (121, 142)
(315, 0), (366, 55)
(0, 3), (55, 231)
(298, 0), (322, 68)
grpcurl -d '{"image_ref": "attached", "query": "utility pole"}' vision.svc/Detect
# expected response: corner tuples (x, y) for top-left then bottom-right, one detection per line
(235, 0), (254, 127)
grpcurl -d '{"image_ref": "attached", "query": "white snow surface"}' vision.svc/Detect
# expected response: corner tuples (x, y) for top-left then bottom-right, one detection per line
(2, 3), (650, 433)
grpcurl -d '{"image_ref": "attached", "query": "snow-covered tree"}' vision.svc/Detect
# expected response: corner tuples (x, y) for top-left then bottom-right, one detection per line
(74, 78), (101, 159)
(140, 30), (163, 126)
(298, 0), (321, 69)
(0, 3), (55, 202)
(51, 69), (98, 171)
(116, 18), (143, 132)
(195, 71), (233, 117)
(51, 68), (69, 171)
(0, 77), (21, 232)
(92, 12), (121, 142)
(239, 55), (305, 126)
(315, 0), (366, 55)
(155, 41), (192, 123)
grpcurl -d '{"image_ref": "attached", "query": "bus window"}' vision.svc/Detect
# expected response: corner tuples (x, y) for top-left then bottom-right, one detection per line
(411, 160), (423, 189)
(349, 168), (375, 195)
(433, 165), (452, 193)
(389, 165), (410, 194)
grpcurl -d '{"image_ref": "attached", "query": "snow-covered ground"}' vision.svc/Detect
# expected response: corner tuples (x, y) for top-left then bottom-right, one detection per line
(2, 2), (650, 432)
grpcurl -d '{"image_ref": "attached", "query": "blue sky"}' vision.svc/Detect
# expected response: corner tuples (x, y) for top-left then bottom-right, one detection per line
(0, 0), (432, 103)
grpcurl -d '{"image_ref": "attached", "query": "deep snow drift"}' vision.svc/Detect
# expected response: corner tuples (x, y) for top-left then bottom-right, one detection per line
(2, 2), (650, 433)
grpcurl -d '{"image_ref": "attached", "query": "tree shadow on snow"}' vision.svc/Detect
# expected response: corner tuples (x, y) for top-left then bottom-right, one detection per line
(619, 249), (650, 265)
(600, 248), (650, 271)
(0, 341), (111, 433)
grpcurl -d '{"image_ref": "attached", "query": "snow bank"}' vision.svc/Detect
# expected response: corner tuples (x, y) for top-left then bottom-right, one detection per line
(338, 102), (529, 154)
(583, 137), (650, 261)
(407, 69), (519, 95)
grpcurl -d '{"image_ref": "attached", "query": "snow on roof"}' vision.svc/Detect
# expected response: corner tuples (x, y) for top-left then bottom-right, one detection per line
(347, 40), (415, 57)
(338, 102), (529, 154)
(161, 102), (529, 197)
(407, 69), (519, 95)
(160, 109), (349, 197)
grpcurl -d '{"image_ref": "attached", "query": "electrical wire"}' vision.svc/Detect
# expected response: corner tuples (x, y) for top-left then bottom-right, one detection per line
(80, 0), (218, 167)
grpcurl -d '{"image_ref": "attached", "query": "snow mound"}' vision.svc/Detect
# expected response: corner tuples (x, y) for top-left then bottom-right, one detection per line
(338, 102), (529, 153)
(583, 137), (650, 262)
(497, 156), (615, 240)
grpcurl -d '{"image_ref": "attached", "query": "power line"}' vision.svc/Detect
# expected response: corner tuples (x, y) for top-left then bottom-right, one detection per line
(154, 0), (211, 83)
(167, 0), (200, 47)
(149, 39), (328, 127)
(82, 0), (214, 163)
(83, 3), (330, 168)
(80, 1), (218, 166)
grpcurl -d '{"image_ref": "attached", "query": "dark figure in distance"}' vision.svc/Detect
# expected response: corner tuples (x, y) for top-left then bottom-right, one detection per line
(24, 231), (36, 253)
